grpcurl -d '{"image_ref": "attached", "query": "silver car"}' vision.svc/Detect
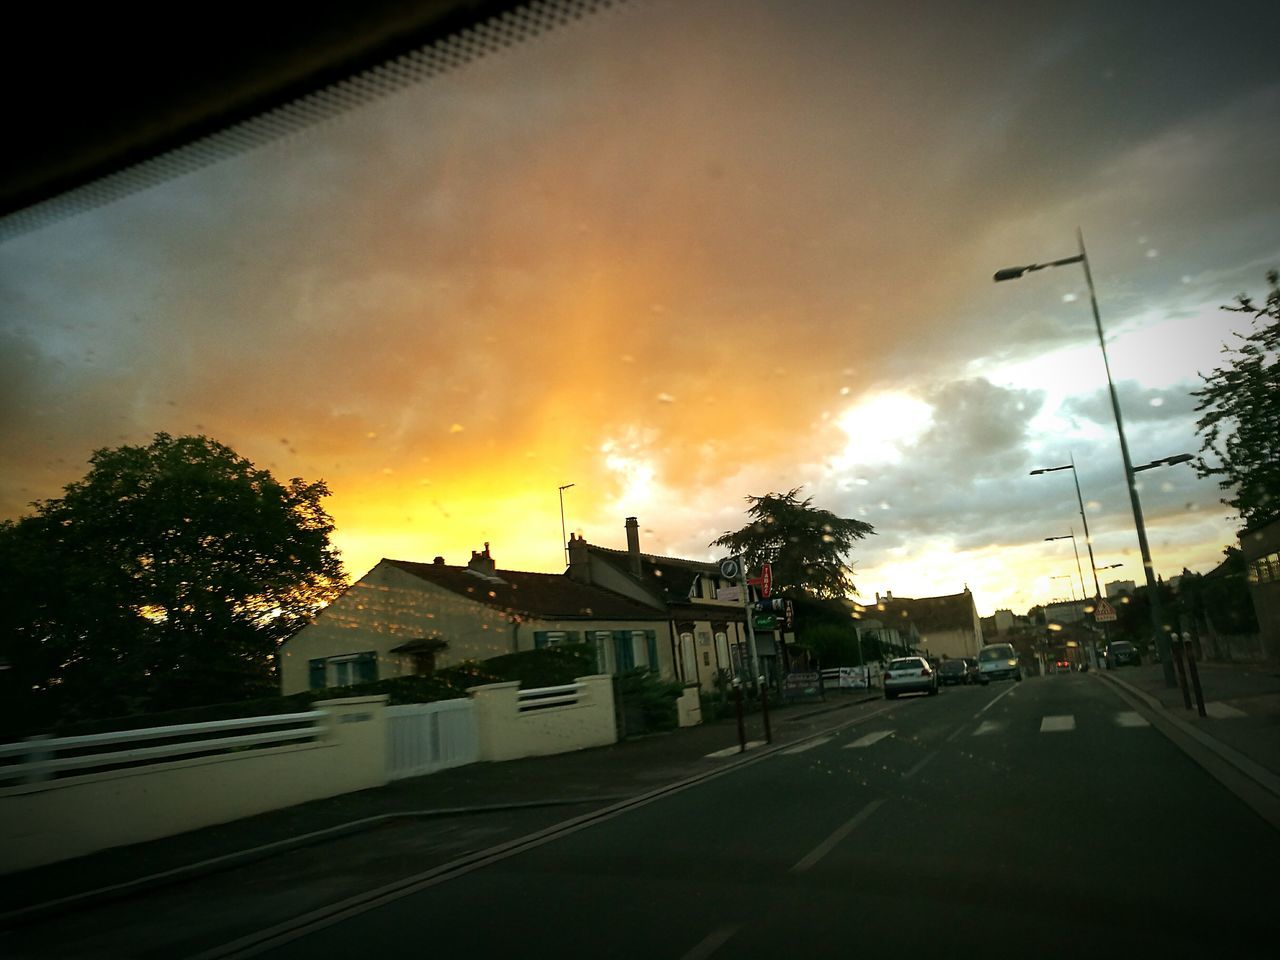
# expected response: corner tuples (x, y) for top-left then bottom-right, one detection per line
(883, 656), (939, 699)
(977, 643), (1022, 684)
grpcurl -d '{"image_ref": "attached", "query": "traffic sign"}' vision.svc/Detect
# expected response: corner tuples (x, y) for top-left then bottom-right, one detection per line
(1094, 598), (1117, 623)
(719, 557), (741, 580)
(747, 562), (773, 598)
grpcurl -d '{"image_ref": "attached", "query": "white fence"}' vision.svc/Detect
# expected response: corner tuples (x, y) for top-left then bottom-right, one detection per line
(1, 696), (388, 875)
(0, 711), (327, 787)
(468, 675), (617, 762)
(386, 699), (477, 780)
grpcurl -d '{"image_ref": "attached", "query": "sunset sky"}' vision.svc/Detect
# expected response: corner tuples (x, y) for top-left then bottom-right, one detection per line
(2, 0), (1278, 617)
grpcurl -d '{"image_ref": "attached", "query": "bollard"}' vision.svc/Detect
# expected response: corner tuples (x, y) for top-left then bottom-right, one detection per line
(1170, 635), (1192, 711)
(1184, 636), (1207, 718)
(760, 675), (772, 744)
(733, 683), (746, 754)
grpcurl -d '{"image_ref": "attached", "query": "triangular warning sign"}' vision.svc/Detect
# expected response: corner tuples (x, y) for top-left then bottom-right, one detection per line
(1094, 597), (1117, 622)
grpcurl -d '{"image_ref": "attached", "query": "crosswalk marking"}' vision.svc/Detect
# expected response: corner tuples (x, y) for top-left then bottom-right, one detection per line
(1039, 715), (1076, 733)
(844, 730), (895, 749)
(972, 720), (1002, 736)
(1115, 711), (1150, 728)
(1205, 702), (1247, 719)
(779, 736), (833, 755)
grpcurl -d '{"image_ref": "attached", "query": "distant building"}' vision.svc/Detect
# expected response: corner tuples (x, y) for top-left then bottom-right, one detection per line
(993, 609), (1016, 634)
(868, 589), (984, 659)
(1106, 580), (1136, 598)
(1045, 598), (1088, 624)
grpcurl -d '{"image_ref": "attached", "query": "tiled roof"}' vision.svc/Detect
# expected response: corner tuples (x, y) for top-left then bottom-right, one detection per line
(590, 546), (717, 604)
(869, 591), (977, 634)
(384, 559), (668, 622)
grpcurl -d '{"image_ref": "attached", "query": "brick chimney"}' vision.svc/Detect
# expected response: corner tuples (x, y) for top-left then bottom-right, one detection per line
(468, 542), (496, 574)
(567, 532), (591, 583)
(625, 517), (642, 577)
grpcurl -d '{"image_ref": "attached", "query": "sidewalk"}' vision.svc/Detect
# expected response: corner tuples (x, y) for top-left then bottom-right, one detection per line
(1097, 659), (1280, 784)
(3, 691), (881, 921)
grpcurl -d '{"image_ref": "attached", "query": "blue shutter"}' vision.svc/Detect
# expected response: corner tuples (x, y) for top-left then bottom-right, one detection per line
(613, 631), (635, 671)
(356, 652), (378, 683)
(308, 658), (326, 690)
(645, 631), (658, 675)
(533, 631), (548, 649)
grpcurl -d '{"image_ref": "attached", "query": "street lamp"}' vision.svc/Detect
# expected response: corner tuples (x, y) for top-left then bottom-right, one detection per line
(1045, 530), (1088, 609)
(1131, 453), (1194, 474)
(1051, 574), (1077, 601)
(1001, 231), (1176, 686)
(558, 483), (575, 565)
(1031, 460), (1102, 601)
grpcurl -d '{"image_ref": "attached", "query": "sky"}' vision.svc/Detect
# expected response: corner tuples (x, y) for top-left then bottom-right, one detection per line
(2, 0), (1278, 617)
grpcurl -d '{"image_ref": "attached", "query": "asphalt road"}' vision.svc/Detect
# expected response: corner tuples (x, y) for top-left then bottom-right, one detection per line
(8, 675), (1277, 958)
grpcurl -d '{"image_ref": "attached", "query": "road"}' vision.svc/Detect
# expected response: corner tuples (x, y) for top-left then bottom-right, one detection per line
(7, 674), (1277, 958)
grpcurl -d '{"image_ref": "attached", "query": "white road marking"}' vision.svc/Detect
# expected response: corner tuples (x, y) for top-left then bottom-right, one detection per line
(903, 752), (937, 779)
(1205, 702), (1247, 719)
(1040, 715), (1076, 733)
(705, 741), (767, 759)
(844, 730), (895, 749)
(680, 924), (741, 960)
(975, 682), (1019, 717)
(972, 720), (1003, 736)
(1115, 711), (1150, 728)
(779, 736), (834, 755)
(791, 799), (885, 873)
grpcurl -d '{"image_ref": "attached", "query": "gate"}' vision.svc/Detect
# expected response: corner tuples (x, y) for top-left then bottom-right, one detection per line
(386, 698), (478, 780)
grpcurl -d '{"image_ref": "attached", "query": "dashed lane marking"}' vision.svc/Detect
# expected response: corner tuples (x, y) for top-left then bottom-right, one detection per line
(1040, 715), (1076, 733)
(1115, 711), (1150, 728)
(843, 730), (895, 749)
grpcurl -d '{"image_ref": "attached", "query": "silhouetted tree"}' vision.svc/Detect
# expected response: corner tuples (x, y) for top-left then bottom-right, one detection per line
(0, 433), (344, 731)
(1193, 270), (1280, 530)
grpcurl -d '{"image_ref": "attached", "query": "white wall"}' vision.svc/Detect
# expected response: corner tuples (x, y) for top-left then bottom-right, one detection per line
(0, 696), (388, 875)
(467, 676), (616, 762)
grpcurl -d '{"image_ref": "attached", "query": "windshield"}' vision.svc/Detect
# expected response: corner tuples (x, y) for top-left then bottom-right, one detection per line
(2, 2), (1277, 956)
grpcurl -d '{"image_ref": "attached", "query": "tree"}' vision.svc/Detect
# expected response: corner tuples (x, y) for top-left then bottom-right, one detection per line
(0, 433), (344, 729)
(1193, 270), (1280, 531)
(709, 487), (874, 599)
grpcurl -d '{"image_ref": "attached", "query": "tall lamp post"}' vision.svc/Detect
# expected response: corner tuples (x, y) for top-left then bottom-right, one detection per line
(999, 231), (1176, 686)
(1046, 530), (1089, 609)
(558, 483), (575, 565)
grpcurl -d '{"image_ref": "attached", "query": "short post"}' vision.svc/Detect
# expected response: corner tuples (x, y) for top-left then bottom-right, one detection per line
(22, 734), (53, 784)
(1170, 636), (1192, 711)
(759, 675), (772, 744)
(733, 683), (746, 754)
(1183, 634), (1207, 718)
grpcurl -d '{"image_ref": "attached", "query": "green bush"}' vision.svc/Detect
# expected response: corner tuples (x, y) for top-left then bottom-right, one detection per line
(615, 668), (683, 736)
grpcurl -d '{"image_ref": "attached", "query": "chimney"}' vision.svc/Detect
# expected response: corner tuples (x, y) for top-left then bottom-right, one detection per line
(468, 542), (496, 574)
(624, 517), (642, 577)
(567, 532), (591, 583)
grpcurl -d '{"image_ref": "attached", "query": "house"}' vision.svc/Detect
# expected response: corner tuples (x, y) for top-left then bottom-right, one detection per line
(278, 544), (673, 695)
(565, 518), (788, 691)
(867, 588), (985, 660)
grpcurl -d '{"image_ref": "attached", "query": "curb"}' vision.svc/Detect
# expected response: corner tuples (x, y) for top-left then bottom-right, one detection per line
(1095, 670), (1280, 827)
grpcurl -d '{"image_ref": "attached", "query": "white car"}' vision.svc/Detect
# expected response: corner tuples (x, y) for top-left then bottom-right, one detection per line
(977, 643), (1022, 684)
(883, 656), (939, 699)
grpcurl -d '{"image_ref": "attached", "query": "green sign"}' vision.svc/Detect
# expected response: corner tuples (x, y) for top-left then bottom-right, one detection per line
(754, 614), (778, 629)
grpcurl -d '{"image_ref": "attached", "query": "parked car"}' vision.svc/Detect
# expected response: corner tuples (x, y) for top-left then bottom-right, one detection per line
(884, 656), (939, 699)
(939, 659), (969, 685)
(1105, 641), (1140, 668)
(977, 643), (1022, 684)
(963, 657), (980, 683)
(1053, 658), (1073, 674)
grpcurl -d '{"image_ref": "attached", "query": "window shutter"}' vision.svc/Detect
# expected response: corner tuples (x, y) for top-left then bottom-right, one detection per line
(645, 631), (658, 675)
(613, 631), (635, 671)
(356, 652), (378, 684)
(308, 658), (326, 690)
(533, 631), (548, 649)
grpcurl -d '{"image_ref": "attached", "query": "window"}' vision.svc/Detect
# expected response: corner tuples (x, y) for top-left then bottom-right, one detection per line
(534, 630), (581, 648)
(1248, 552), (1280, 584)
(311, 651), (378, 689)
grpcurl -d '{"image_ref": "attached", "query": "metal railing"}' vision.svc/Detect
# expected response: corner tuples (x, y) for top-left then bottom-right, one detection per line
(0, 711), (328, 787)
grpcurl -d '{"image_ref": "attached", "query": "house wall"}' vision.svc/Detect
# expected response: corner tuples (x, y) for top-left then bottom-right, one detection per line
(1242, 518), (1280, 662)
(279, 563), (521, 695)
(920, 628), (981, 660)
